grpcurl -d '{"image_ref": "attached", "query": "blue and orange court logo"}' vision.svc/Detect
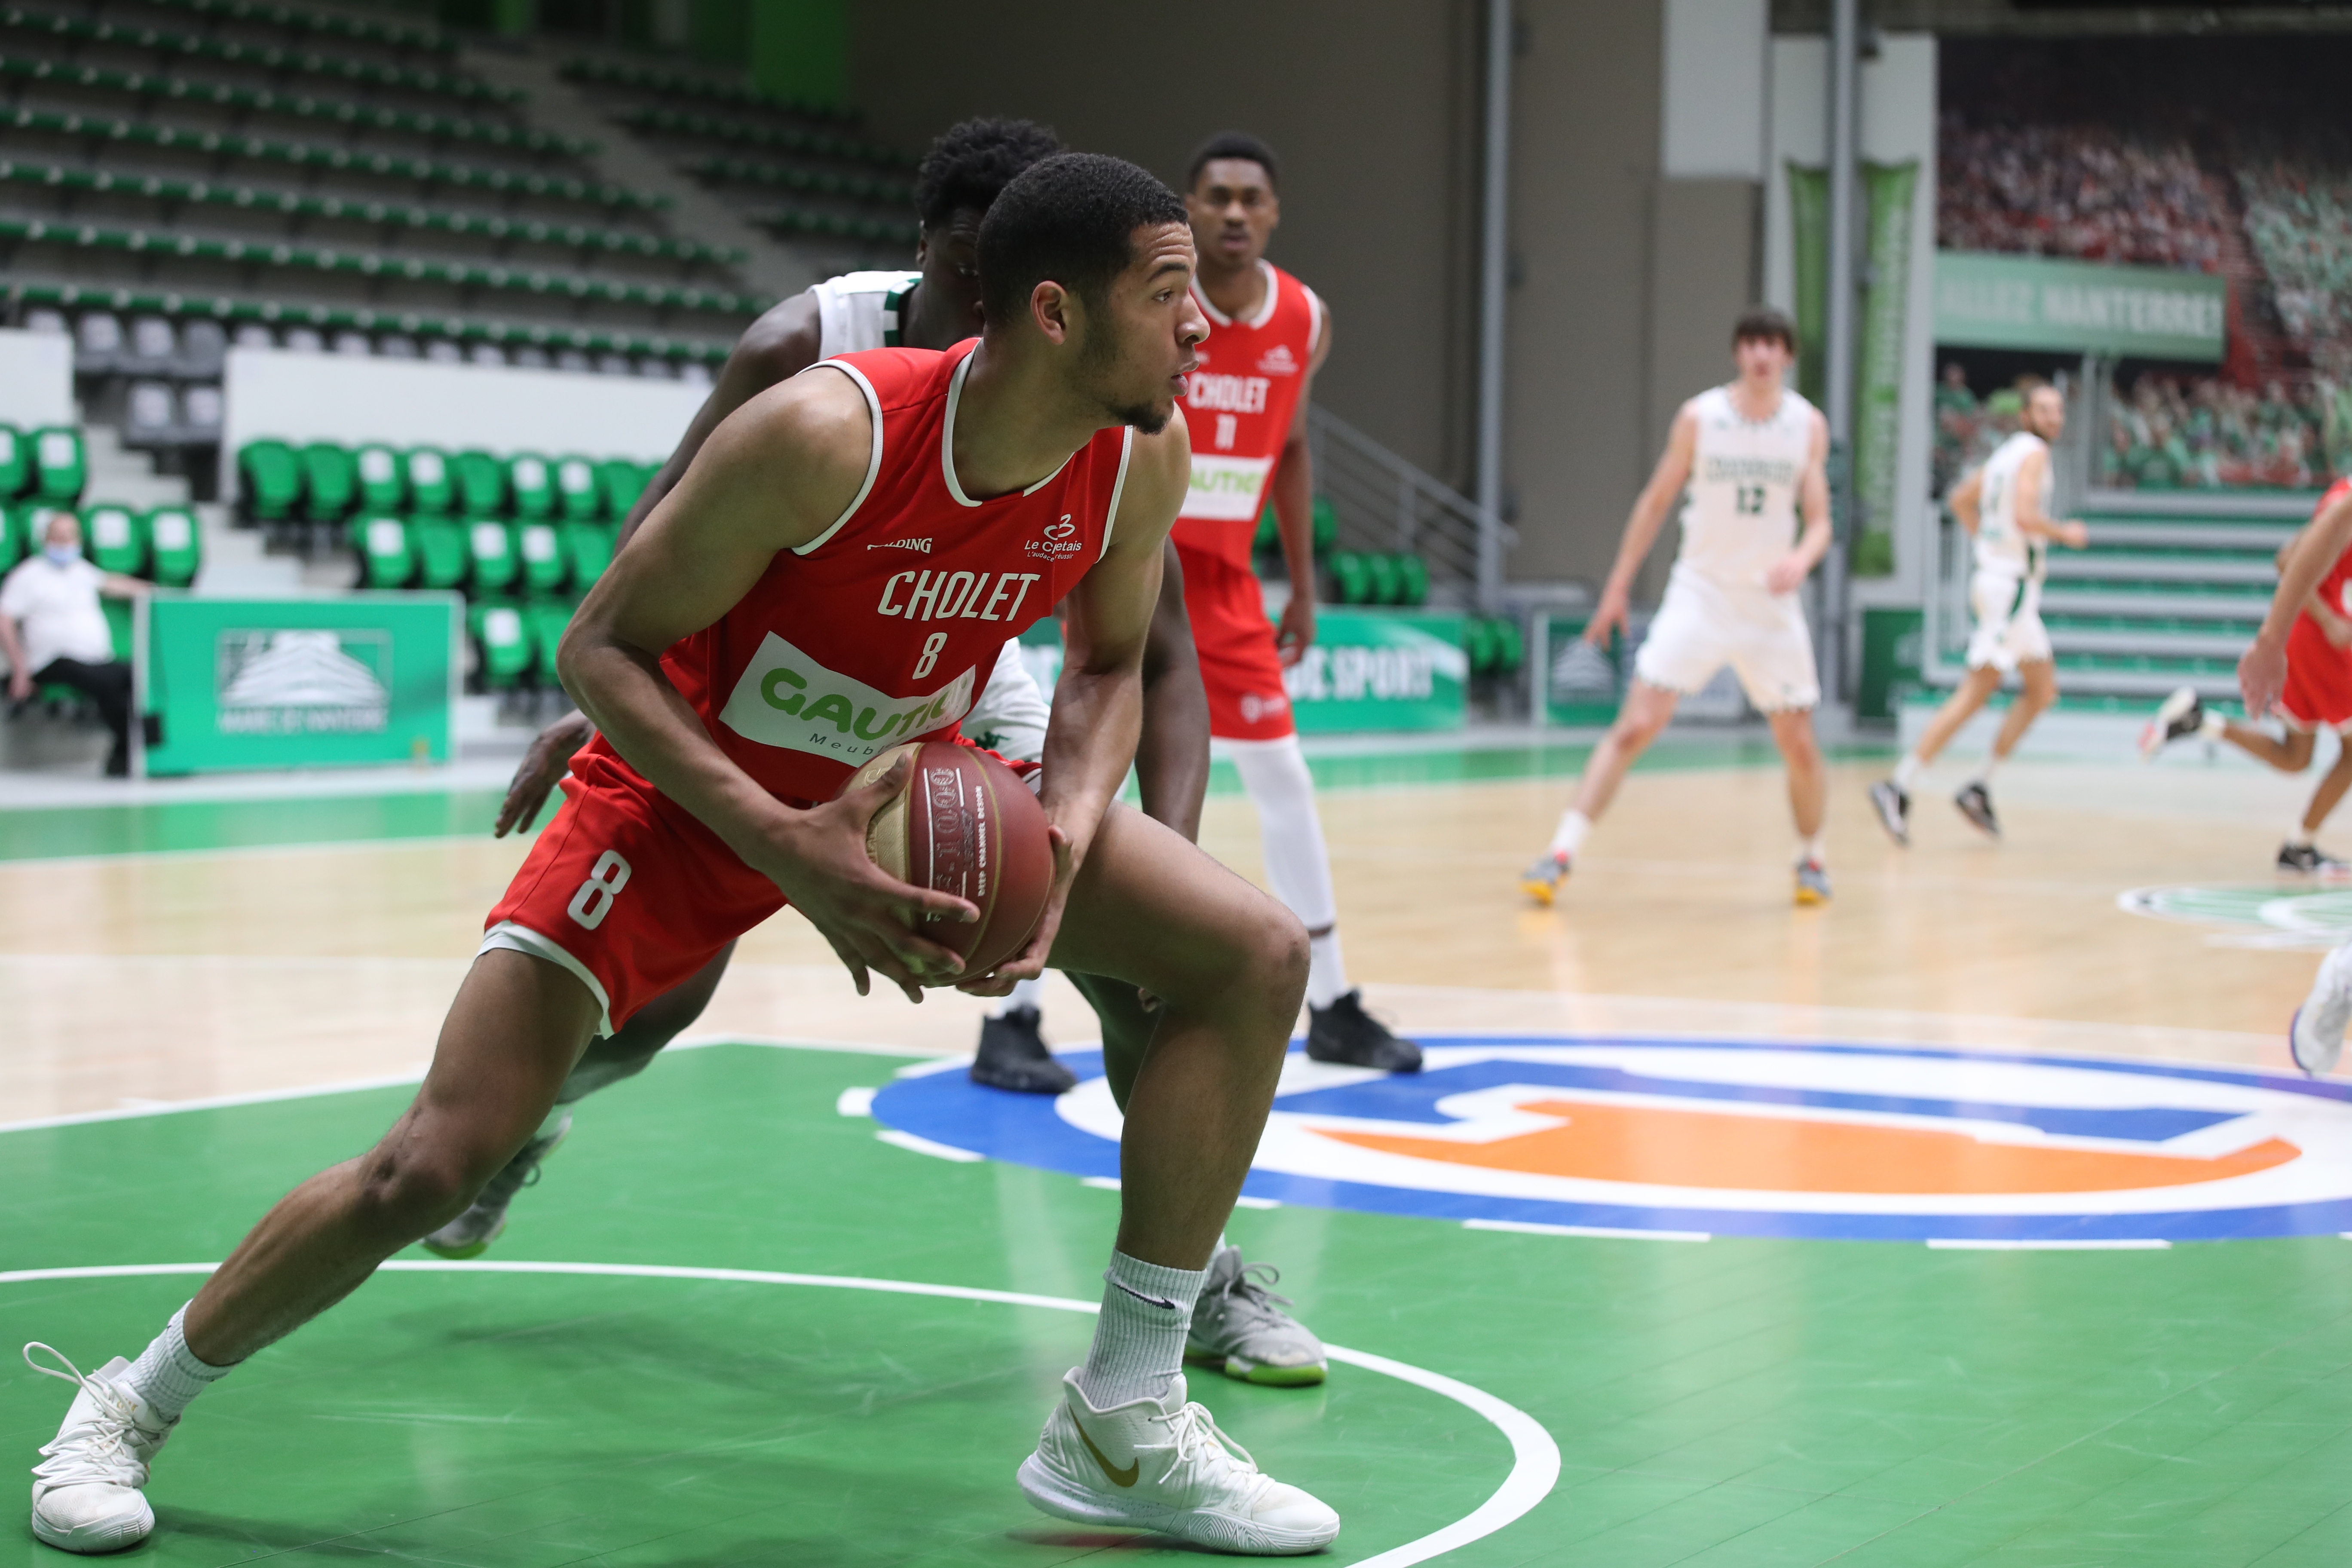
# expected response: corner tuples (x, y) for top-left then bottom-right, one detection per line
(870, 1034), (2352, 1242)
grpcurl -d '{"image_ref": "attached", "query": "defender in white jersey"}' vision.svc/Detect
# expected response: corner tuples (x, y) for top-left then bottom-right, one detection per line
(1869, 380), (2086, 844)
(1522, 308), (1836, 906)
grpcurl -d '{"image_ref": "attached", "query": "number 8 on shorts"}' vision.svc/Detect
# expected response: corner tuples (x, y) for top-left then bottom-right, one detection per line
(567, 850), (632, 931)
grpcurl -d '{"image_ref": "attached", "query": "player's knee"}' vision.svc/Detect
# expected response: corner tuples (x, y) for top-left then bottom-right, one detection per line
(353, 1144), (484, 1239)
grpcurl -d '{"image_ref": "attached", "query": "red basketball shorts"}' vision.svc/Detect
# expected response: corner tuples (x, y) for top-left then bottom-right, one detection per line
(1176, 544), (1295, 741)
(2281, 617), (2352, 733)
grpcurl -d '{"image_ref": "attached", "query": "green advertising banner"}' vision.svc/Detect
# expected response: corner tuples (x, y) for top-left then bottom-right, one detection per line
(1785, 162), (1829, 405)
(1933, 250), (2227, 361)
(1284, 609), (1467, 733)
(1854, 160), (1918, 579)
(141, 593), (460, 776)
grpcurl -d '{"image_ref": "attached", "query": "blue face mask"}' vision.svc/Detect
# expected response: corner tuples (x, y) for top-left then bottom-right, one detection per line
(42, 544), (81, 567)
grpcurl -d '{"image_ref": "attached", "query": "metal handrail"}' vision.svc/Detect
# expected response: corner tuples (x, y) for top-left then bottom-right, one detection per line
(1308, 405), (1515, 608)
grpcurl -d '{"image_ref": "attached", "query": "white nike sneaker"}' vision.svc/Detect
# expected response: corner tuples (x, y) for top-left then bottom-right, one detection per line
(1018, 1371), (1340, 1556)
(2290, 941), (2352, 1077)
(24, 1345), (172, 1553)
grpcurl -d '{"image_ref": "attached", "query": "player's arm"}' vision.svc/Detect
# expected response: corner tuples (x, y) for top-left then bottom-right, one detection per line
(2245, 487), (2352, 716)
(979, 418), (1192, 991)
(1266, 300), (1333, 666)
(558, 369), (980, 1001)
(2009, 447), (2089, 548)
(1587, 404), (1700, 644)
(1947, 466), (1984, 536)
(1766, 407), (1835, 595)
(1134, 538), (1210, 841)
(495, 293), (823, 838)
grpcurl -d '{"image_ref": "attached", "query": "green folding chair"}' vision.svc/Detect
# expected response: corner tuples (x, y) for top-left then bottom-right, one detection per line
(412, 518), (467, 590)
(1253, 499), (1279, 556)
(147, 506), (201, 588)
(1397, 554), (1430, 608)
(0, 503), (24, 571)
(1366, 553), (1401, 606)
(33, 426), (87, 504)
(561, 521), (614, 590)
(596, 458), (649, 522)
(554, 456), (600, 521)
(357, 515), (415, 588)
(468, 518), (518, 595)
(505, 453), (555, 521)
(516, 521), (566, 596)
(1491, 616), (1524, 675)
(355, 444), (404, 512)
(1329, 551), (1371, 606)
(469, 600), (532, 689)
(298, 442), (357, 522)
(240, 438), (302, 521)
(0, 425), (27, 501)
(1311, 495), (1338, 557)
(527, 599), (573, 686)
(404, 448), (456, 516)
(83, 505), (145, 577)
(454, 450), (506, 518)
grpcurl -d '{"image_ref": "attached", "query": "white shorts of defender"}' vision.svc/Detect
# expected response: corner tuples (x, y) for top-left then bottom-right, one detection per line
(1633, 567), (1821, 713)
(1963, 569), (2052, 677)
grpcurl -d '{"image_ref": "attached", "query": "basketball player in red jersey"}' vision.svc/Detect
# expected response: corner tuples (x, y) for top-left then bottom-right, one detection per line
(1178, 132), (1420, 1072)
(2143, 476), (2352, 873)
(24, 155), (1342, 1557)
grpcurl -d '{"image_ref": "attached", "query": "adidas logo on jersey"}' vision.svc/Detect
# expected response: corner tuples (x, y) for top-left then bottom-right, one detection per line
(867, 536), (933, 554)
(1257, 344), (1298, 375)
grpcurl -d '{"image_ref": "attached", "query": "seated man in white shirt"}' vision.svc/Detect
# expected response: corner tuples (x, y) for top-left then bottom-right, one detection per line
(1, 511), (150, 775)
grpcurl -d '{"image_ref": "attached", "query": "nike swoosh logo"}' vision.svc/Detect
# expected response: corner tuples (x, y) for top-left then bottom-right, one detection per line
(1073, 1415), (1139, 1488)
(1111, 1282), (1179, 1311)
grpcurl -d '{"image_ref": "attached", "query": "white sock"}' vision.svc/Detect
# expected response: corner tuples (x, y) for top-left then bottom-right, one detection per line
(1798, 833), (1827, 867)
(2199, 708), (2228, 742)
(1076, 1250), (1206, 1409)
(989, 976), (1045, 1018)
(1549, 809), (1592, 860)
(1306, 930), (1349, 1010)
(1970, 754), (2002, 787)
(2289, 818), (2316, 848)
(1892, 753), (1923, 790)
(122, 1305), (232, 1424)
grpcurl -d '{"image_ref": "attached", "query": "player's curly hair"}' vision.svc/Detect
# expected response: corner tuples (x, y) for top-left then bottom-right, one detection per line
(913, 117), (1065, 233)
(978, 153), (1188, 325)
(1186, 131), (1281, 193)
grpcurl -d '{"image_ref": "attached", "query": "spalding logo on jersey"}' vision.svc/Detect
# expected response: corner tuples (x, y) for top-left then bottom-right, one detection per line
(870, 1032), (2352, 1242)
(717, 631), (975, 763)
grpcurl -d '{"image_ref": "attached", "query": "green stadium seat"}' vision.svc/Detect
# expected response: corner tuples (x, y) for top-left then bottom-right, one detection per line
(354, 444), (404, 513)
(1311, 495), (1338, 557)
(516, 521), (566, 596)
(0, 426), (27, 501)
(469, 600), (532, 689)
(357, 515), (415, 588)
(240, 439), (301, 521)
(506, 453), (556, 521)
(84, 505), (145, 577)
(103, 598), (133, 662)
(454, 450), (506, 518)
(1366, 553), (1401, 606)
(8, 503), (66, 565)
(33, 427), (87, 504)
(1467, 618), (1499, 677)
(1491, 616), (1524, 675)
(554, 456), (601, 521)
(412, 518), (467, 590)
(0, 503), (24, 571)
(596, 459), (650, 522)
(526, 600), (573, 685)
(1330, 551), (1370, 606)
(147, 506), (201, 588)
(1397, 554), (1429, 607)
(404, 448), (456, 516)
(468, 518), (519, 595)
(298, 442), (357, 522)
(561, 521), (615, 589)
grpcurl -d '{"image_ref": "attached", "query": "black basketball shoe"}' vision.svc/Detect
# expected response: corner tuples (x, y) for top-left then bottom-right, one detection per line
(1307, 990), (1423, 1072)
(970, 1006), (1076, 1094)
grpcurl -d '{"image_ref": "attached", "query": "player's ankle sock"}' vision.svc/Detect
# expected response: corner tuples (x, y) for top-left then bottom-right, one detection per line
(1077, 1250), (1206, 1408)
(2199, 708), (2228, 742)
(1798, 833), (1827, 868)
(123, 1304), (233, 1423)
(989, 976), (1044, 1018)
(1970, 756), (2002, 788)
(1306, 931), (1348, 1011)
(1549, 810), (1592, 860)
(1892, 753), (1924, 790)
(2289, 819), (2316, 848)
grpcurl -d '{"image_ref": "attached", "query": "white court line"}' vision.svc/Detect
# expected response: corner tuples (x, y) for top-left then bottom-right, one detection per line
(0, 1260), (1561, 1568)
(1926, 1238), (2171, 1251)
(875, 1128), (985, 1163)
(835, 1087), (877, 1118)
(1464, 1219), (1711, 1243)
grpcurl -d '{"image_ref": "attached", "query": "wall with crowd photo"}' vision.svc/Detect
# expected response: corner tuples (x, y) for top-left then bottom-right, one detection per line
(1936, 34), (2352, 496)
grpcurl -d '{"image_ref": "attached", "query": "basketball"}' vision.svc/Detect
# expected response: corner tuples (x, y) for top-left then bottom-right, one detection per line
(844, 739), (1054, 980)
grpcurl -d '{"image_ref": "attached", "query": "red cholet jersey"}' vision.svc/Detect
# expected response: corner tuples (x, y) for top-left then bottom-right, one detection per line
(1171, 260), (1322, 572)
(577, 338), (1135, 805)
(2297, 478), (2352, 634)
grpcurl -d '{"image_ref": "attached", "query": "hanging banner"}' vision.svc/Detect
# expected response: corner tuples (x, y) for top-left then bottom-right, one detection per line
(1853, 159), (1918, 578)
(1785, 162), (1829, 405)
(1932, 251), (2227, 361)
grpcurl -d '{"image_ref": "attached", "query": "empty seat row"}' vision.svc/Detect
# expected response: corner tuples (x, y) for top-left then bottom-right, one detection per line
(356, 512), (614, 598)
(0, 55), (592, 157)
(1466, 616), (1524, 677)
(690, 155), (911, 208)
(760, 206), (919, 248)
(1, 499), (202, 582)
(121, 378), (222, 446)
(7, 106), (664, 210)
(0, 423), (86, 502)
(617, 106), (913, 175)
(62, 309), (223, 374)
(0, 215), (769, 314)
(240, 438), (655, 524)
(1328, 551), (1431, 609)
(558, 56), (857, 127)
(0, 159), (729, 263)
(471, 596), (570, 689)
(1, 6), (514, 107)
(142, 0), (450, 59)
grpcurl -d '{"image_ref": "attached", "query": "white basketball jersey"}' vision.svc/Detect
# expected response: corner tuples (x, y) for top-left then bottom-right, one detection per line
(1974, 431), (2052, 581)
(1677, 385), (1816, 590)
(812, 270), (920, 358)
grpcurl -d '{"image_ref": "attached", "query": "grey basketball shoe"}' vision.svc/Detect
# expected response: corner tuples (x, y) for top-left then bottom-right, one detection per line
(1868, 781), (1910, 846)
(2291, 942), (2352, 1077)
(1185, 1246), (1328, 1387)
(421, 1112), (571, 1260)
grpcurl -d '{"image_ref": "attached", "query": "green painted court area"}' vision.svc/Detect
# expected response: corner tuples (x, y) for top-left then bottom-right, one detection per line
(8, 1043), (2352, 1567)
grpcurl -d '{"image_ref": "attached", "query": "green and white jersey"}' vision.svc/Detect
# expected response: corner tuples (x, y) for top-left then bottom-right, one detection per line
(1974, 431), (2052, 582)
(1678, 384), (1815, 591)
(812, 270), (921, 359)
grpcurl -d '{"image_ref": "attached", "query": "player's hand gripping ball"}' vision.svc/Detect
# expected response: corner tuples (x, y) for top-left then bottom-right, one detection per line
(842, 740), (1054, 981)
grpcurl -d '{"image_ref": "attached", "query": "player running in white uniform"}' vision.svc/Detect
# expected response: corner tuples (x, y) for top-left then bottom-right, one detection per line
(1522, 307), (1835, 906)
(1869, 379), (2087, 842)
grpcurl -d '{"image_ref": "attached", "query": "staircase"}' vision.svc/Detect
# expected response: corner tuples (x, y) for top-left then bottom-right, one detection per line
(1307, 407), (1510, 609)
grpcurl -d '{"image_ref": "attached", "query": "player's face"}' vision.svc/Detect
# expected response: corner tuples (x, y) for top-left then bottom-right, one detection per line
(1075, 221), (1207, 435)
(1733, 334), (1792, 387)
(1186, 159), (1279, 271)
(909, 208), (987, 346)
(2024, 388), (2067, 441)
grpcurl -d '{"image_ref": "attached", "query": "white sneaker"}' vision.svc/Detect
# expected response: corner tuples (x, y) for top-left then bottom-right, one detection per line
(24, 1345), (172, 1553)
(1018, 1372), (1340, 1556)
(2291, 942), (2352, 1076)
